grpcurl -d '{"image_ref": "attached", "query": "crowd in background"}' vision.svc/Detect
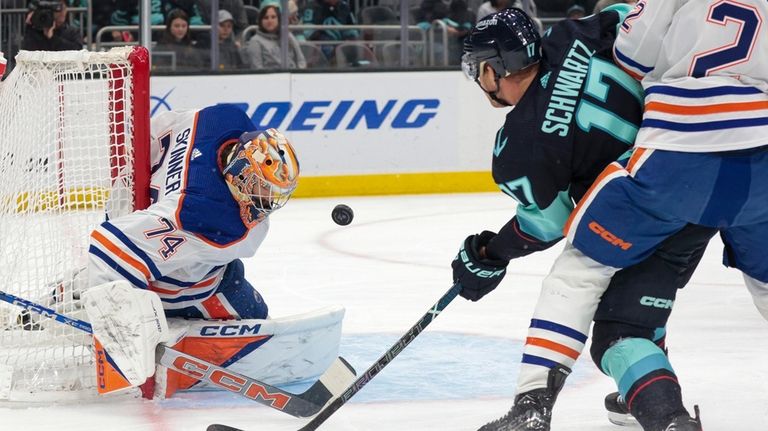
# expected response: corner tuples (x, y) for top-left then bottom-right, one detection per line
(9, 0), (637, 73)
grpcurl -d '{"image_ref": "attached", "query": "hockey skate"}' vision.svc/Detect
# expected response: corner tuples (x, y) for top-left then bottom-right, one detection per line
(605, 391), (638, 427)
(477, 366), (570, 431)
(663, 406), (702, 431)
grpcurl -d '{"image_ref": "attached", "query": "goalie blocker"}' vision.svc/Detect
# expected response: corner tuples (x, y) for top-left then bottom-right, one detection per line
(83, 281), (170, 393)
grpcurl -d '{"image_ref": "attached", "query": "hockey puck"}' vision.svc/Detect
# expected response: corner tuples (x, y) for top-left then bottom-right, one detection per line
(332, 204), (354, 226)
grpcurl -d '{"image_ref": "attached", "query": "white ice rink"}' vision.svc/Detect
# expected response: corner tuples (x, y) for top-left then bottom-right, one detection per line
(1, 193), (767, 431)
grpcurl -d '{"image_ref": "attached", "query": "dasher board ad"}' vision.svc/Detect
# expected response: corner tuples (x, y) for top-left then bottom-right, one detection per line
(150, 71), (507, 177)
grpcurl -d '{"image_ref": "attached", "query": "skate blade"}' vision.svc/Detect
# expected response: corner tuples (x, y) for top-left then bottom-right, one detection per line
(608, 411), (640, 427)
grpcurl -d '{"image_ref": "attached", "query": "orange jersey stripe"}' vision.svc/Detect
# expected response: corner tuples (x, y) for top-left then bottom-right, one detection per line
(526, 337), (580, 360)
(91, 230), (150, 280)
(645, 100), (768, 116)
(625, 147), (648, 174)
(563, 162), (625, 235)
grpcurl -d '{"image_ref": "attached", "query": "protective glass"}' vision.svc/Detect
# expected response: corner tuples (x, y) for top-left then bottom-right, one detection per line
(461, 54), (480, 81)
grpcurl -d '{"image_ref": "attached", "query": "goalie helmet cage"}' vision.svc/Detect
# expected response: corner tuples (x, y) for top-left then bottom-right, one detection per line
(0, 46), (150, 402)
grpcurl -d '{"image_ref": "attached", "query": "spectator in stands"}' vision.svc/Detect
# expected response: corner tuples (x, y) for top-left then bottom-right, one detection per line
(592, 0), (634, 14)
(565, 3), (585, 18)
(415, 0), (476, 64)
(244, 5), (306, 69)
(216, 9), (245, 69)
(260, 0), (302, 33)
(109, 0), (203, 44)
(110, 0), (165, 27)
(288, 0), (301, 25)
(163, 0), (205, 24)
(476, 0), (510, 20)
(21, 0), (82, 51)
(475, 1), (542, 33)
(532, 0), (571, 17)
(415, 0), (448, 24)
(303, 0), (359, 59)
(196, 0), (249, 35)
(155, 9), (206, 71)
(445, 0), (475, 64)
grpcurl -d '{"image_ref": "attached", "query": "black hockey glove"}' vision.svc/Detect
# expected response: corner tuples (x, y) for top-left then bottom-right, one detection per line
(452, 231), (509, 302)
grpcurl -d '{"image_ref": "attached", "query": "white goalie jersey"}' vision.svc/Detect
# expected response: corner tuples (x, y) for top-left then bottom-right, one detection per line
(614, 0), (768, 152)
(88, 105), (268, 313)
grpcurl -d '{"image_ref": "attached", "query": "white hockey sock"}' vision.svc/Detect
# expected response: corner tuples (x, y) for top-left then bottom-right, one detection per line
(516, 244), (618, 394)
(744, 273), (768, 322)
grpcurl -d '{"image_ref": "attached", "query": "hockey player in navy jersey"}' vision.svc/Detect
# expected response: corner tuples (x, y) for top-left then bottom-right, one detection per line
(453, 7), (718, 431)
(80, 104), (301, 393)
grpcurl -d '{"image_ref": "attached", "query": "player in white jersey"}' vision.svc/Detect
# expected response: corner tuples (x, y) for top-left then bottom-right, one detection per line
(614, 0), (768, 152)
(82, 104), (300, 393)
(516, 1), (768, 430)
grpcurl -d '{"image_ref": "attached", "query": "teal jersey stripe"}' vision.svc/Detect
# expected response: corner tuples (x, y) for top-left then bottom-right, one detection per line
(516, 189), (573, 242)
(601, 338), (674, 397)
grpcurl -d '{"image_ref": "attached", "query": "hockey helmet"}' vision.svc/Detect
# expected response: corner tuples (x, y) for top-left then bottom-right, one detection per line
(462, 8), (541, 82)
(222, 129), (300, 226)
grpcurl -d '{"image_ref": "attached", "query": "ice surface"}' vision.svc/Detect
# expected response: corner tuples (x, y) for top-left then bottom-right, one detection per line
(1, 193), (766, 430)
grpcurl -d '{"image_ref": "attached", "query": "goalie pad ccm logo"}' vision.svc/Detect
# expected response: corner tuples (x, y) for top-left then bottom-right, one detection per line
(199, 323), (261, 336)
(172, 356), (290, 408)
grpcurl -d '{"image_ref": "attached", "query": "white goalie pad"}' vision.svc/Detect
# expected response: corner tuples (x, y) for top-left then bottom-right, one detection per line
(155, 305), (345, 398)
(82, 281), (170, 392)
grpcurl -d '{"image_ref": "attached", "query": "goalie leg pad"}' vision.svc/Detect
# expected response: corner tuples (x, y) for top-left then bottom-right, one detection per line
(155, 306), (345, 398)
(83, 281), (170, 393)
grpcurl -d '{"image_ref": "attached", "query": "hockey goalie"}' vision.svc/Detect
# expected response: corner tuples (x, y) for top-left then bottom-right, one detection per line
(81, 103), (345, 398)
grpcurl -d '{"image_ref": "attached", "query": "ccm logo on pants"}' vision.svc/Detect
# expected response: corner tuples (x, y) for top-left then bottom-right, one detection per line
(588, 221), (632, 250)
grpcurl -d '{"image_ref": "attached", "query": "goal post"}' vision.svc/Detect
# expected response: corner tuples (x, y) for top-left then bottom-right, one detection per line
(0, 46), (150, 401)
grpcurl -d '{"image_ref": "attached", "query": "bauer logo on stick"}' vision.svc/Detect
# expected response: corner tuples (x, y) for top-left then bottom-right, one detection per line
(332, 204), (354, 226)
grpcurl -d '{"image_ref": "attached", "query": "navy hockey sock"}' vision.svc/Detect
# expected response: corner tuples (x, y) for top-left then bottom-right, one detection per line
(626, 369), (687, 430)
(601, 337), (687, 430)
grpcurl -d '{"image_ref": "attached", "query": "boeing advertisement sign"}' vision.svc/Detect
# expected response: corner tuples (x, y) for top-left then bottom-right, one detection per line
(149, 71), (505, 176)
(152, 90), (439, 130)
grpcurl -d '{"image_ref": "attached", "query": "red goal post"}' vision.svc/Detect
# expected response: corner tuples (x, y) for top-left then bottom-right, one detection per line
(0, 46), (150, 401)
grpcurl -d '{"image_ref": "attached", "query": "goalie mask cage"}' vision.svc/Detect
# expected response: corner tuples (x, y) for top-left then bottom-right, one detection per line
(0, 46), (150, 402)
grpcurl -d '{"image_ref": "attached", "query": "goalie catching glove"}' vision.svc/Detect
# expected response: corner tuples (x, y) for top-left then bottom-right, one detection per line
(452, 231), (509, 301)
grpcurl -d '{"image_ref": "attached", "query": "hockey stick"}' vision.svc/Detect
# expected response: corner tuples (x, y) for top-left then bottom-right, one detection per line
(207, 283), (462, 431)
(0, 289), (355, 417)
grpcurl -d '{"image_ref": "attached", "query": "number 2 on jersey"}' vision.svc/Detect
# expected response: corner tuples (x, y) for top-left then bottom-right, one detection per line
(690, 1), (762, 78)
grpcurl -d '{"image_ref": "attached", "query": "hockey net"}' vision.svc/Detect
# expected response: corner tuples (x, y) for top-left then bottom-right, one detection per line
(0, 47), (150, 401)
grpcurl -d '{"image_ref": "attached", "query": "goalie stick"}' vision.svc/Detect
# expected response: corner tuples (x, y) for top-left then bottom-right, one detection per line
(0, 289), (355, 417)
(207, 283), (462, 431)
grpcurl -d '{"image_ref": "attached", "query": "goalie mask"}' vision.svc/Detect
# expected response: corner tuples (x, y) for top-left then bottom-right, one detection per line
(222, 129), (299, 227)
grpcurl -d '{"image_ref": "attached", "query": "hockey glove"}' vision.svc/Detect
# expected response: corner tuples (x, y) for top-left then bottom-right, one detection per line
(452, 231), (509, 301)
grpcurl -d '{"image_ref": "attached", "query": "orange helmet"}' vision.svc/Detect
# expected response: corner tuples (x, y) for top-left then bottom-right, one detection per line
(222, 129), (299, 226)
